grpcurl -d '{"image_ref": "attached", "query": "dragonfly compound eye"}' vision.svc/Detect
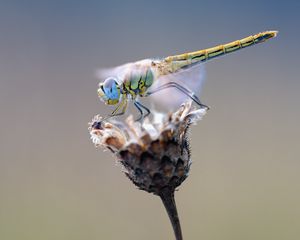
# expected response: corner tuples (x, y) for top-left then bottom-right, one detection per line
(97, 83), (107, 101)
(100, 77), (120, 105)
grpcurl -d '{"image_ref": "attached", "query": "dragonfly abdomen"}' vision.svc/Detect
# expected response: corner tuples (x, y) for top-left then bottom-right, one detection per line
(164, 31), (277, 73)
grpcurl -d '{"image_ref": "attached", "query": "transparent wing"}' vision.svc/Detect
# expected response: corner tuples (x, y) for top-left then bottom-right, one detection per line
(96, 59), (153, 84)
(148, 63), (206, 110)
(96, 62), (133, 84)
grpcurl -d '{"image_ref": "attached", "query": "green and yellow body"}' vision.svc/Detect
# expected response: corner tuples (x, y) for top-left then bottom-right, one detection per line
(157, 30), (277, 75)
(122, 67), (154, 98)
(99, 31), (277, 119)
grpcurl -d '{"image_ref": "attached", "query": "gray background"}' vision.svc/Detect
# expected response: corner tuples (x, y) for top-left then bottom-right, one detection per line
(1, 1), (299, 239)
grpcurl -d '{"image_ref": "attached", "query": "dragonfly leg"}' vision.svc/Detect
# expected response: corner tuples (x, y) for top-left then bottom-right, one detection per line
(111, 98), (128, 117)
(136, 101), (151, 117)
(101, 98), (128, 122)
(146, 82), (209, 110)
(95, 99), (127, 129)
(134, 101), (143, 121)
(134, 100), (151, 122)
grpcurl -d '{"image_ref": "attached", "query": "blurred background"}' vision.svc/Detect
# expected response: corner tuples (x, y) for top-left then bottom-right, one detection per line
(0, 0), (299, 239)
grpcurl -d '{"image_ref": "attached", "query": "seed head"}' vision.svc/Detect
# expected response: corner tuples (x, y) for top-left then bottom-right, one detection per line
(88, 101), (206, 195)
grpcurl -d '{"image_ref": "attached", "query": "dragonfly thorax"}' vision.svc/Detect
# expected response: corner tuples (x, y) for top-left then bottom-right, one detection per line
(123, 67), (154, 98)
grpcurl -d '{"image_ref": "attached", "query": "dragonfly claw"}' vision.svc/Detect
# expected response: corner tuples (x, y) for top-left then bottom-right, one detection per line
(200, 103), (210, 111)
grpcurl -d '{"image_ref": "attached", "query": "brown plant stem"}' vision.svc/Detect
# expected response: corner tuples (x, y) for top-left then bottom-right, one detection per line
(159, 187), (183, 240)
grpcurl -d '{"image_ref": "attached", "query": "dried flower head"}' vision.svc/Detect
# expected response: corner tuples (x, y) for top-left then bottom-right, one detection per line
(89, 101), (206, 194)
(89, 101), (207, 240)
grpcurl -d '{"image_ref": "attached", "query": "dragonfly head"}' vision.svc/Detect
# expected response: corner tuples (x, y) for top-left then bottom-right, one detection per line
(98, 77), (121, 105)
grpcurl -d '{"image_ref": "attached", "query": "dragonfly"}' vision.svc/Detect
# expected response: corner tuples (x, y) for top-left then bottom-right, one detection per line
(97, 30), (277, 121)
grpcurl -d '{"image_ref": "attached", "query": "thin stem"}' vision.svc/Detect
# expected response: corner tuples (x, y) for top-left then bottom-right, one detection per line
(159, 187), (183, 240)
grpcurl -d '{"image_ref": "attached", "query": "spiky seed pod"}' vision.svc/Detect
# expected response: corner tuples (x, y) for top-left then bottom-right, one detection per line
(89, 101), (207, 240)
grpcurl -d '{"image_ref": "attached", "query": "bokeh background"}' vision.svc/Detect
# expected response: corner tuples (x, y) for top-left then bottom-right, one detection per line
(1, 1), (299, 239)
